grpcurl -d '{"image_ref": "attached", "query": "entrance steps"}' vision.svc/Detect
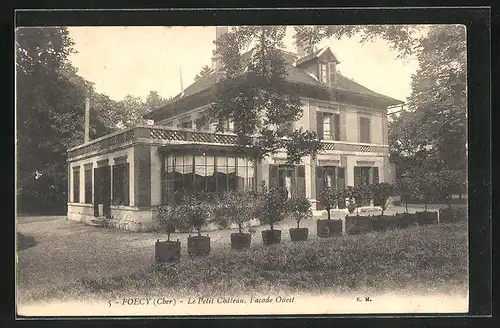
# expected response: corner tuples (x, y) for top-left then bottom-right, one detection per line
(89, 217), (108, 227)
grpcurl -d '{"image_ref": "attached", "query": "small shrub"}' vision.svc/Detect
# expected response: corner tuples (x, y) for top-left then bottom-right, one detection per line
(258, 186), (288, 231)
(217, 190), (259, 233)
(157, 205), (178, 241)
(371, 182), (393, 217)
(178, 195), (209, 236)
(287, 195), (312, 228)
(318, 187), (338, 220)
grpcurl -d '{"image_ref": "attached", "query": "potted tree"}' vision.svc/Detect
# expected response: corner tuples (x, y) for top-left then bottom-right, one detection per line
(220, 191), (257, 250)
(317, 187), (342, 238)
(371, 182), (395, 231)
(155, 205), (181, 262)
(288, 195), (313, 241)
(182, 196), (211, 256)
(345, 185), (372, 235)
(258, 186), (287, 245)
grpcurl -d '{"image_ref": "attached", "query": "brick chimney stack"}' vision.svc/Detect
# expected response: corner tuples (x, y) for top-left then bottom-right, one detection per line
(296, 40), (307, 58)
(212, 26), (229, 73)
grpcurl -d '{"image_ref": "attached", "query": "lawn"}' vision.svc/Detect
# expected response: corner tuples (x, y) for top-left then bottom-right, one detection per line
(16, 207), (468, 305)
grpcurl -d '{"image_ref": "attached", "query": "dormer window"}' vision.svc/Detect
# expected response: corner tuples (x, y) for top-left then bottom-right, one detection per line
(319, 61), (337, 85)
(319, 63), (328, 83)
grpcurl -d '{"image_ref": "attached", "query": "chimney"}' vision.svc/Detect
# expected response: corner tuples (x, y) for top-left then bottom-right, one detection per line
(179, 67), (184, 97)
(296, 40), (306, 58)
(84, 90), (90, 144)
(212, 26), (229, 73)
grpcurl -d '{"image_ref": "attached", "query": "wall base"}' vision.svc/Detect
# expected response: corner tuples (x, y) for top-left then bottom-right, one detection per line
(67, 203), (158, 232)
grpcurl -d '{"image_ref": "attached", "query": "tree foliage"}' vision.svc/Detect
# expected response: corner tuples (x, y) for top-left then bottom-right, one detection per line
(16, 27), (168, 214)
(287, 195), (312, 228)
(208, 26), (323, 164)
(194, 65), (214, 81)
(16, 27), (112, 214)
(318, 187), (338, 220)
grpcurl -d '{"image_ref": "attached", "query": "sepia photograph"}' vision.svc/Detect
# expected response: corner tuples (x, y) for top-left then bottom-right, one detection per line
(16, 23), (469, 316)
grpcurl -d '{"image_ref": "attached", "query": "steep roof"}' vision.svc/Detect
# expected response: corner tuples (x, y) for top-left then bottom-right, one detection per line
(295, 46), (340, 66)
(145, 48), (403, 120)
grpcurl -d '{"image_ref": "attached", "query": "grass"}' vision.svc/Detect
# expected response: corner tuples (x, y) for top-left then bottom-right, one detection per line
(17, 217), (468, 303)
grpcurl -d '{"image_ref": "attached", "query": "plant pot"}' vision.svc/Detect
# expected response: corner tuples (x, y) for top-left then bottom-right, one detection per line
(316, 219), (342, 238)
(230, 232), (252, 250)
(155, 240), (181, 262)
(187, 235), (210, 256)
(371, 215), (391, 232)
(454, 208), (467, 222)
(394, 213), (416, 229)
(261, 229), (282, 245)
(416, 211), (438, 225)
(438, 208), (455, 223)
(345, 215), (373, 235)
(289, 227), (308, 241)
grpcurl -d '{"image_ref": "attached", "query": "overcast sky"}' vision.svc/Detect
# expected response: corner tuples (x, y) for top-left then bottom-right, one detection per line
(67, 26), (419, 106)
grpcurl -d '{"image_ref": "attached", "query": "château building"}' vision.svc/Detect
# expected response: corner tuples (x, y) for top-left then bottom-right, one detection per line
(67, 27), (403, 231)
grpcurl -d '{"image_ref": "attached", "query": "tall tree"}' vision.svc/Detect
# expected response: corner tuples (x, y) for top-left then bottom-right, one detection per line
(406, 25), (467, 172)
(208, 26), (322, 164)
(145, 90), (169, 109)
(16, 28), (90, 213)
(193, 65), (214, 81)
(16, 27), (114, 214)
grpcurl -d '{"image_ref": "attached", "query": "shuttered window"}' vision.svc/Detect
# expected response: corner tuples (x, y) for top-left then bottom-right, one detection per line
(319, 63), (328, 83)
(112, 163), (130, 206)
(334, 113), (340, 141)
(72, 167), (80, 203)
(372, 167), (379, 184)
(84, 168), (92, 204)
(316, 111), (324, 140)
(329, 62), (337, 85)
(359, 117), (371, 143)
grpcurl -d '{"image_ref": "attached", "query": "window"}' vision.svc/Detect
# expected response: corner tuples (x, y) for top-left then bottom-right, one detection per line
(269, 164), (306, 199)
(354, 166), (379, 186)
(323, 113), (332, 139)
(359, 116), (371, 143)
(112, 163), (130, 206)
(316, 166), (346, 210)
(318, 112), (340, 141)
(72, 167), (80, 203)
(84, 168), (92, 204)
(319, 63), (328, 83)
(162, 155), (255, 204)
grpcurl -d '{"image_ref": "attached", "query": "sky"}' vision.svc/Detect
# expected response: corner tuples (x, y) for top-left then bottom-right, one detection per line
(67, 26), (419, 106)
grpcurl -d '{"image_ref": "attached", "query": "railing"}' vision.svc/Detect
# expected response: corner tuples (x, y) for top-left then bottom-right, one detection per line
(67, 124), (388, 160)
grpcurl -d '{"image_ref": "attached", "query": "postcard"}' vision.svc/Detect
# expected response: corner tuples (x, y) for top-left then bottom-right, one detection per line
(16, 23), (469, 317)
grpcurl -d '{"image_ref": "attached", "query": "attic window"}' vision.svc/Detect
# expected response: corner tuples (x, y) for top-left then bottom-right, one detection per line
(319, 62), (337, 85)
(319, 63), (328, 83)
